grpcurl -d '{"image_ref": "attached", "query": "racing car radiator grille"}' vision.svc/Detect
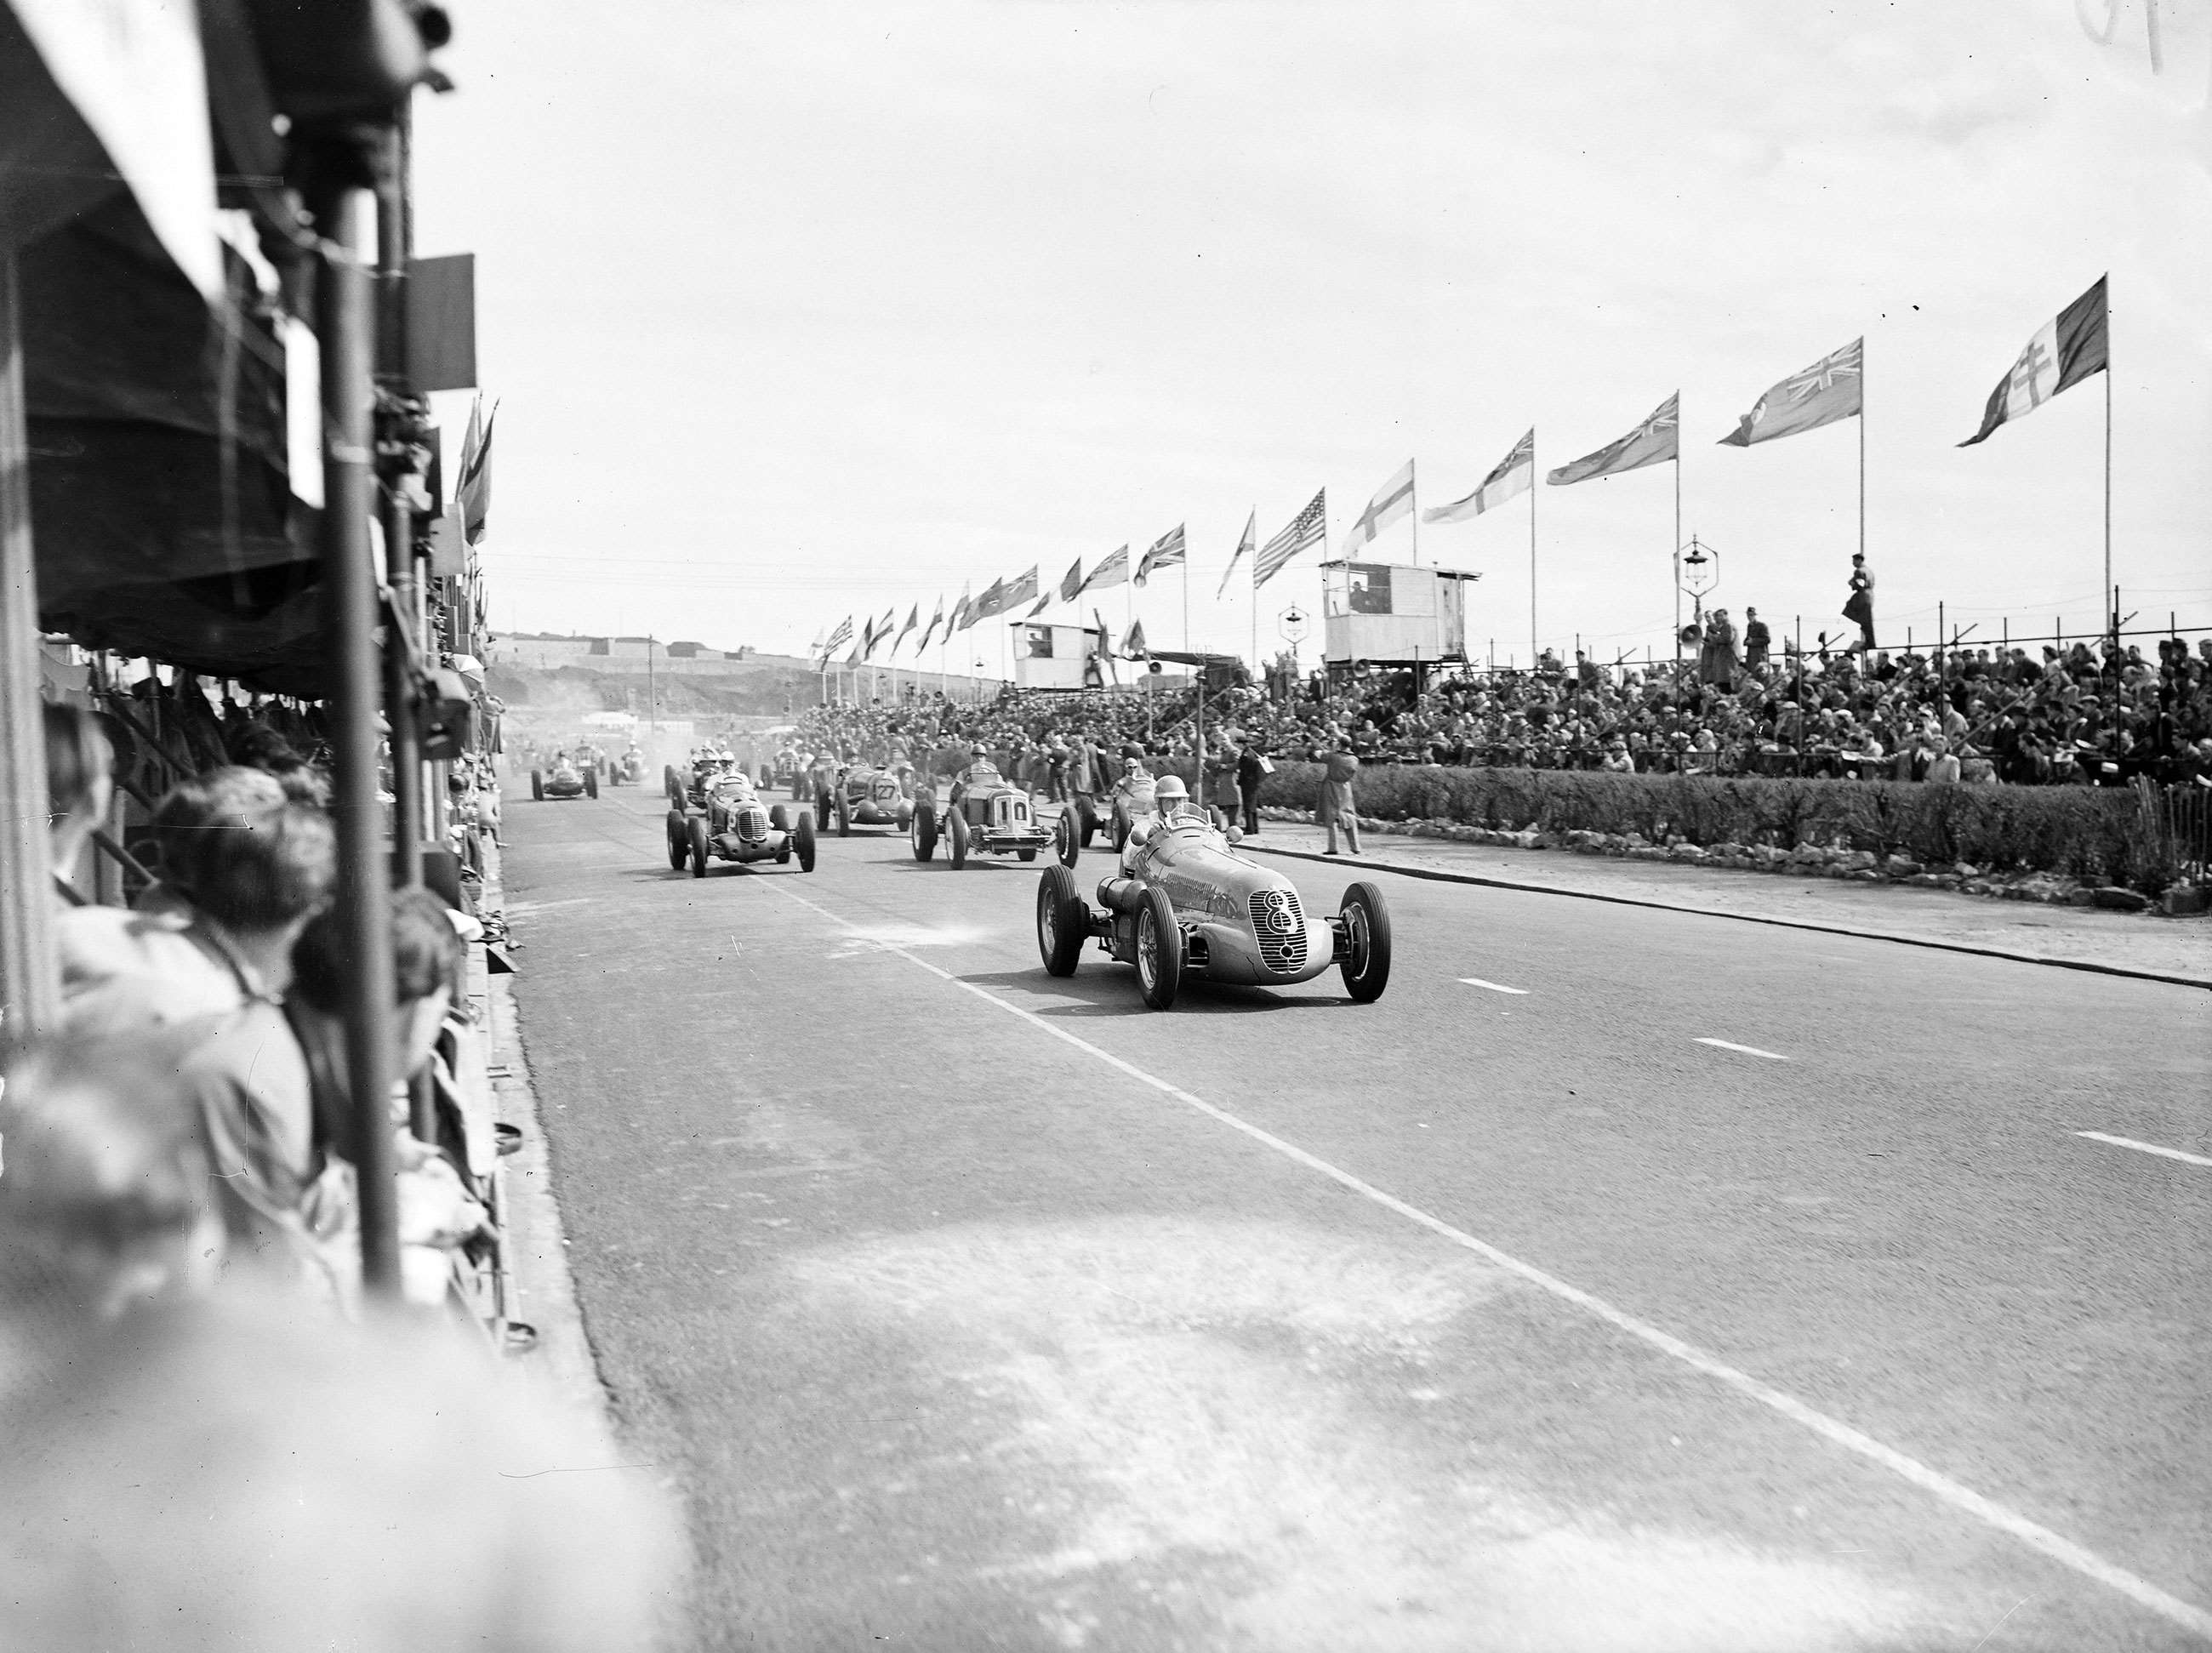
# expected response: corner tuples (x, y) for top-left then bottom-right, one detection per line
(1249, 890), (1307, 974)
(737, 807), (768, 841)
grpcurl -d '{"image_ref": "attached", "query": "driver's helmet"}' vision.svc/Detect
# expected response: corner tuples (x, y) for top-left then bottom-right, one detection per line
(1153, 774), (1190, 815)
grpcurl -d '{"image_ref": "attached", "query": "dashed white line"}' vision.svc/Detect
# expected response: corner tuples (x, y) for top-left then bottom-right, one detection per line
(771, 880), (2212, 1641)
(1458, 977), (1529, 995)
(1696, 1037), (1788, 1061)
(2073, 1131), (2212, 1169)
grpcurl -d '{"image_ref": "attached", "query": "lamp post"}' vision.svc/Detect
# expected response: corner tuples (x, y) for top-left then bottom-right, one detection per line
(1676, 536), (1719, 683)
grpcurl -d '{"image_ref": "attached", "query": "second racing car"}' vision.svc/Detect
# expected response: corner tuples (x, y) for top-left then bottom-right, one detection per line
(667, 767), (815, 877)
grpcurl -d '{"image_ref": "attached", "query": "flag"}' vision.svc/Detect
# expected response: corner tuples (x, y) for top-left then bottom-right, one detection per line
(456, 396), (499, 542)
(1026, 594), (1052, 618)
(1003, 564), (1040, 608)
(1959, 277), (2108, 447)
(1547, 394), (1678, 486)
(968, 578), (1008, 624)
(864, 607), (896, 659)
(1081, 544), (1130, 592)
(1134, 525), (1186, 587)
(1719, 339), (1861, 447)
(1255, 489), (1326, 589)
(819, 614), (854, 665)
(1425, 430), (1533, 522)
(1058, 556), (1085, 604)
(917, 594), (945, 652)
(893, 604), (920, 654)
(1343, 461), (1415, 555)
(1122, 618), (1149, 658)
(842, 643), (864, 668)
(950, 582), (974, 631)
(1217, 510), (1257, 598)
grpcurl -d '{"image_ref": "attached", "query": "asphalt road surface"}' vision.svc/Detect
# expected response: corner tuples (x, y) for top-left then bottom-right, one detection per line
(504, 784), (2210, 1653)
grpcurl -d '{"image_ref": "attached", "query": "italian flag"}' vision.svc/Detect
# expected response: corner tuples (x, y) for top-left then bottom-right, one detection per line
(1959, 276), (2107, 447)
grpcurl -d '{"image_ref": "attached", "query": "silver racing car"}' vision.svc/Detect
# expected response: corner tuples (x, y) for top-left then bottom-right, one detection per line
(1034, 808), (1390, 1009)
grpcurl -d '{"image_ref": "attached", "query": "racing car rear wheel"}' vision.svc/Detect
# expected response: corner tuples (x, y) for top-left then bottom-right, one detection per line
(911, 800), (938, 861)
(769, 804), (792, 833)
(1134, 886), (1183, 1010)
(531, 770), (544, 802)
(688, 815), (710, 879)
(1054, 810), (1080, 870)
(835, 790), (852, 837)
(1075, 795), (1098, 847)
(1337, 881), (1393, 1003)
(794, 812), (817, 873)
(948, 807), (969, 869)
(1036, 864), (1088, 977)
(666, 811), (688, 870)
(815, 788), (834, 826)
(585, 770), (599, 800)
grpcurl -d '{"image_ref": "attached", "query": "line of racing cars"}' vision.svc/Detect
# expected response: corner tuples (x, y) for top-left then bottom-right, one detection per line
(633, 744), (1393, 1011)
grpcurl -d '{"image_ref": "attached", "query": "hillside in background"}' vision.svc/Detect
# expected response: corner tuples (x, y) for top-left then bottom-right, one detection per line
(487, 660), (818, 718)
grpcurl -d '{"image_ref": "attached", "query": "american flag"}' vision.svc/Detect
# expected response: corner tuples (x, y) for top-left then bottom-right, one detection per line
(1254, 490), (1326, 590)
(818, 614), (854, 664)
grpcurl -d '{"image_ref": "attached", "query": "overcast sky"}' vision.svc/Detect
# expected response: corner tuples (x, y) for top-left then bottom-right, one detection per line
(416, 0), (2209, 670)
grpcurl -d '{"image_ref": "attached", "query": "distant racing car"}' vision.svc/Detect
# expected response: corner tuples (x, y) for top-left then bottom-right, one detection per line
(1033, 807), (1390, 1009)
(532, 753), (597, 801)
(667, 769), (816, 876)
(827, 765), (915, 836)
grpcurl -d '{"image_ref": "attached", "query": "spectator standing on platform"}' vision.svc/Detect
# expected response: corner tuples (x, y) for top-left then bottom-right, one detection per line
(1743, 607), (1770, 673)
(1844, 553), (1876, 653)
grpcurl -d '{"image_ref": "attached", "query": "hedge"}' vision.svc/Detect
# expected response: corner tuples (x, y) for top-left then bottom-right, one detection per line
(1247, 761), (2178, 894)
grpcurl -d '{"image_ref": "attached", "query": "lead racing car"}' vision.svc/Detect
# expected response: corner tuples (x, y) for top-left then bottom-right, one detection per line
(1033, 806), (1390, 1009)
(667, 769), (816, 877)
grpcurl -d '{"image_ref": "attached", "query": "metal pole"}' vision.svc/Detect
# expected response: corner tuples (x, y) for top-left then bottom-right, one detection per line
(2104, 316), (2114, 661)
(377, 127), (422, 892)
(318, 191), (402, 1297)
(1530, 449), (1538, 669)
(1673, 453), (1682, 687)
(0, 254), (59, 1048)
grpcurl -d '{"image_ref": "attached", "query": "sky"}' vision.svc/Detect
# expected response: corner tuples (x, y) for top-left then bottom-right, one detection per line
(414, 0), (2210, 671)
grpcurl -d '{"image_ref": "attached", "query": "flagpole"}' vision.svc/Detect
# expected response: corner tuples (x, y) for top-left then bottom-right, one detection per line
(2103, 311), (2114, 653)
(1673, 443), (1683, 687)
(1859, 347), (1867, 574)
(1530, 436), (1539, 670)
(1182, 556), (1189, 656)
(1410, 459), (1419, 567)
(1251, 507), (1260, 675)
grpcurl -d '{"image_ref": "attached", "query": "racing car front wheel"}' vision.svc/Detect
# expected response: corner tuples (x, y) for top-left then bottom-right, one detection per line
(531, 770), (544, 802)
(1036, 864), (1087, 977)
(1134, 886), (1183, 1010)
(769, 804), (792, 833)
(1075, 795), (1098, 848)
(1111, 805), (1131, 854)
(585, 770), (599, 800)
(688, 815), (710, 879)
(911, 801), (938, 862)
(1054, 811), (1080, 870)
(666, 811), (688, 871)
(948, 807), (969, 869)
(835, 791), (852, 837)
(1337, 881), (1393, 1003)
(794, 812), (817, 873)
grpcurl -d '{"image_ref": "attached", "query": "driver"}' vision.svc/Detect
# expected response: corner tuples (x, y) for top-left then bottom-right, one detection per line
(950, 743), (998, 810)
(1120, 773), (1199, 870)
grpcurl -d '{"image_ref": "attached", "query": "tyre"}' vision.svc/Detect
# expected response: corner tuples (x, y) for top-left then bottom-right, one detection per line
(688, 815), (710, 879)
(1036, 864), (1087, 977)
(585, 770), (599, 799)
(911, 800), (938, 862)
(1017, 846), (1038, 863)
(667, 769), (685, 807)
(794, 811), (816, 873)
(835, 791), (852, 837)
(948, 807), (969, 869)
(791, 772), (806, 801)
(1075, 795), (1097, 847)
(769, 803), (791, 832)
(815, 787), (833, 825)
(1111, 804), (1130, 853)
(1054, 810), (1080, 869)
(1337, 881), (1393, 1003)
(1133, 885), (1183, 1010)
(666, 811), (688, 870)
(531, 770), (544, 802)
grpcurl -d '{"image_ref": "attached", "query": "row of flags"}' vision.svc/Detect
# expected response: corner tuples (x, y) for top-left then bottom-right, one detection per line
(817, 275), (2109, 669)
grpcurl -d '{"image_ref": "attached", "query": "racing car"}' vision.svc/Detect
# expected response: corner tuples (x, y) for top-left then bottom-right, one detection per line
(911, 762), (1068, 869)
(824, 765), (915, 837)
(1032, 808), (1390, 1009)
(531, 752), (598, 801)
(667, 768), (815, 876)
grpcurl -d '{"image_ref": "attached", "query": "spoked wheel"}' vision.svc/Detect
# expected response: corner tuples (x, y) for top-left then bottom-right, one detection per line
(1036, 864), (1088, 977)
(948, 808), (969, 869)
(666, 811), (689, 870)
(1337, 881), (1393, 1003)
(688, 815), (710, 879)
(1133, 885), (1183, 1010)
(1054, 810), (1081, 869)
(912, 801), (938, 862)
(794, 812), (816, 873)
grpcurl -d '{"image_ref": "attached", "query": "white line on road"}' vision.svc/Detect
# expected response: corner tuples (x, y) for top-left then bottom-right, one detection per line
(1458, 978), (1529, 995)
(2073, 1131), (2212, 1169)
(1696, 1037), (1789, 1061)
(772, 881), (2212, 1642)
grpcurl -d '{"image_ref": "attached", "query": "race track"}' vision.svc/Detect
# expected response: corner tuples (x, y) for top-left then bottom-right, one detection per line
(503, 785), (2211, 1652)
